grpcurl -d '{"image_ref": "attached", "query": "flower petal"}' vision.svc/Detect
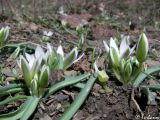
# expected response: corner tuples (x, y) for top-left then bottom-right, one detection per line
(93, 61), (99, 73)
(129, 44), (136, 56)
(120, 36), (129, 58)
(57, 45), (64, 59)
(25, 53), (35, 69)
(47, 43), (53, 53)
(110, 47), (120, 67)
(109, 37), (119, 56)
(35, 46), (45, 59)
(103, 40), (109, 53)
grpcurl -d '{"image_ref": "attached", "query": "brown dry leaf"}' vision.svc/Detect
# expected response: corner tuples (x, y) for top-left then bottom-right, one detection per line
(40, 114), (52, 120)
(146, 59), (160, 67)
(58, 13), (92, 28)
(74, 58), (91, 72)
(21, 22), (39, 33)
(49, 70), (64, 84)
(91, 25), (115, 40)
(73, 111), (85, 120)
(64, 70), (78, 76)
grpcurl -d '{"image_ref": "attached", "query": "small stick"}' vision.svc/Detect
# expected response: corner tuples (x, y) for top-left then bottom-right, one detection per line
(131, 88), (144, 118)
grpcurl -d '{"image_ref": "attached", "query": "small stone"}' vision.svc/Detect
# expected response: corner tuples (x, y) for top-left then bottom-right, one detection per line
(55, 94), (69, 102)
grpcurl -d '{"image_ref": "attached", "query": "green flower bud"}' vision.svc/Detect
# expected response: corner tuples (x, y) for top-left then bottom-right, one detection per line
(38, 65), (49, 88)
(136, 33), (149, 63)
(97, 70), (109, 84)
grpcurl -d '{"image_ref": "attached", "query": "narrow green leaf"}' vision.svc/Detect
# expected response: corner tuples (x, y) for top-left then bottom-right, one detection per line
(4, 26), (10, 41)
(0, 96), (31, 120)
(64, 47), (77, 70)
(57, 54), (64, 69)
(10, 46), (20, 59)
(47, 53), (59, 70)
(125, 62), (132, 77)
(45, 73), (90, 98)
(0, 83), (24, 92)
(30, 78), (38, 96)
(38, 65), (49, 88)
(133, 67), (160, 87)
(20, 96), (40, 120)
(0, 105), (25, 120)
(59, 74), (97, 120)
(0, 88), (24, 96)
(0, 28), (5, 44)
(141, 85), (160, 91)
(20, 55), (32, 87)
(0, 95), (27, 106)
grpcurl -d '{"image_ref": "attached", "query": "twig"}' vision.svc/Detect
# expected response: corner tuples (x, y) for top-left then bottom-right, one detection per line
(131, 88), (144, 117)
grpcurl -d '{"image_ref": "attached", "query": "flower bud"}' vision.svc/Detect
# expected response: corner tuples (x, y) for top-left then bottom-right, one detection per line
(97, 70), (109, 84)
(136, 33), (149, 63)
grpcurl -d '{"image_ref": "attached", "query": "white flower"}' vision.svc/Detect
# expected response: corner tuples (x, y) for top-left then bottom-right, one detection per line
(104, 36), (135, 60)
(43, 31), (53, 37)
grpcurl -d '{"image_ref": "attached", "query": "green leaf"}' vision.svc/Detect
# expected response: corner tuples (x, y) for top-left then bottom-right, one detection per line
(0, 95), (27, 106)
(64, 47), (77, 70)
(57, 54), (64, 69)
(45, 73), (90, 98)
(0, 83), (24, 92)
(0, 95), (31, 120)
(0, 105), (25, 120)
(0, 28), (5, 43)
(30, 78), (38, 96)
(125, 62), (132, 77)
(20, 96), (40, 120)
(78, 34), (84, 50)
(124, 61), (132, 84)
(20, 55), (32, 87)
(133, 67), (160, 87)
(38, 65), (49, 88)
(141, 85), (160, 91)
(30, 60), (38, 79)
(120, 59), (125, 72)
(59, 74), (97, 120)
(136, 33), (149, 63)
(0, 88), (24, 96)
(0, 26), (10, 45)
(47, 53), (59, 70)
(10, 46), (20, 59)
(4, 26), (10, 41)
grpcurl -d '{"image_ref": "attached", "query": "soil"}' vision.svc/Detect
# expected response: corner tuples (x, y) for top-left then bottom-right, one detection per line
(0, 1), (160, 120)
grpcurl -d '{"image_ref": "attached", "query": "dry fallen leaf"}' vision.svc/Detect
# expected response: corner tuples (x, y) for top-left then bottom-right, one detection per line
(58, 13), (92, 28)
